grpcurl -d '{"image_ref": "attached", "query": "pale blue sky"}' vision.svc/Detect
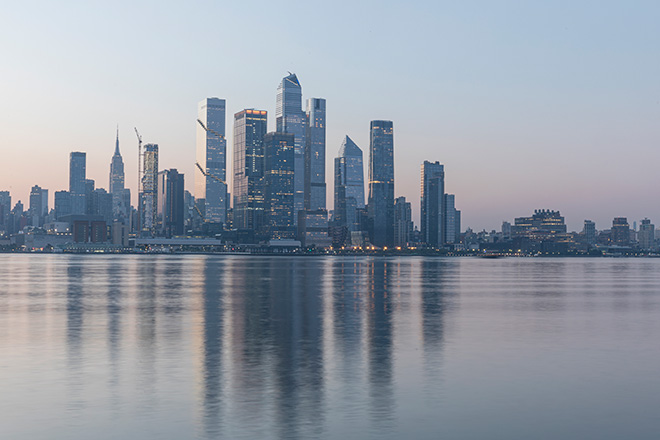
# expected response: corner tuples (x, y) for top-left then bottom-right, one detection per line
(1, 0), (659, 230)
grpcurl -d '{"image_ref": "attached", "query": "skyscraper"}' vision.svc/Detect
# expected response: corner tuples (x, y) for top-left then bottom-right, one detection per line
(54, 191), (71, 220)
(29, 185), (48, 227)
(157, 169), (185, 237)
(69, 152), (86, 214)
(444, 194), (461, 244)
(196, 98), (228, 226)
(421, 161), (445, 247)
(140, 143), (158, 236)
(0, 191), (10, 231)
(305, 98), (326, 210)
(109, 127), (128, 221)
(334, 135), (365, 232)
(611, 217), (630, 246)
(368, 120), (394, 247)
(263, 132), (296, 239)
(583, 220), (596, 245)
(233, 109), (267, 231)
(276, 73), (306, 223)
(393, 196), (413, 247)
(638, 218), (655, 250)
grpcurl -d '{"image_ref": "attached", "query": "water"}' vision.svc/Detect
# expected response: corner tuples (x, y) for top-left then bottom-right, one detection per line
(1, 255), (659, 439)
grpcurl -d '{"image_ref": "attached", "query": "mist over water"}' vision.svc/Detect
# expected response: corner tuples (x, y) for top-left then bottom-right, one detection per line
(1, 255), (659, 439)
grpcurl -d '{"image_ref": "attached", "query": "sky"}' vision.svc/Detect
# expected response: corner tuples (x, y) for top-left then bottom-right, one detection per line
(1, 0), (659, 231)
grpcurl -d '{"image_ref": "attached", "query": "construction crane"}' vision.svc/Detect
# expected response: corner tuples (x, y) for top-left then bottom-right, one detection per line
(196, 119), (227, 185)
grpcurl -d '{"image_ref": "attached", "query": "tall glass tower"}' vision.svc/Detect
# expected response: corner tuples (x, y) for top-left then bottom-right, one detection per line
(420, 160), (445, 247)
(305, 98), (326, 210)
(367, 120), (394, 247)
(196, 98), (227, 226)
(334, 136), (364, 231)
(276, 73), (305, 223)
(233, 109), (267, 231)
(69, 152), (87, 215)
(263, 132), (296, 239)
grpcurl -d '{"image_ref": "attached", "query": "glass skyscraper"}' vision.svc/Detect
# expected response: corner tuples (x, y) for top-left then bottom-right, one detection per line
(196, 98), (227, 226)
(69, 151), (86, 215)
(276, 73), (306, 223)
(263, 132), (296, 239)
(157, 169), (185, 237)
(233, 109), (267, 231)
(334, 135), (365, 232)
(421, 160), (445, 247)
(367, 120), (394, 247)
(305, 98), (326, 210)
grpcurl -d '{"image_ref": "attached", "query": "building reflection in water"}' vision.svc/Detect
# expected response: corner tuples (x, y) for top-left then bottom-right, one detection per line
(193, 256), (449, 439)
(196, 256), (226, 439)
(420, 259), (451, 383)
(66, 257), (85, 413)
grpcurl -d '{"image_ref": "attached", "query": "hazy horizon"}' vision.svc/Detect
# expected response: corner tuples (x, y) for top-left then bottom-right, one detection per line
(2, 1), (659, 231)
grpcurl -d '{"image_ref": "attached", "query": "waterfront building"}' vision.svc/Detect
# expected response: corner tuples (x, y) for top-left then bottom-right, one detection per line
(28, 185), (48, 227)
(54, 191), (71, 220)
(196, 97), (228, 227)
(263, 132), (296, 239)
(233, 109), (267, 231)
(638, 218), (655, 250)
(368, 120), (394, 247)
(89, 188), (113, 224)
(140, 143), (159, 236)
(0, 191), (10, 232)
(305, 98), (326, 210)
(334, 136), (365, 233)
(444, 194), (461, 244)
(298, 209), (331, 248)
(583, 220), (596, 244)
(393, 196), (413, 247)
(157, 169), (185, 237)
(502, 221), (512, 240)
(421, 161), (445, 247)
(513, 210), (567, 236)
(69, 152), (86, 214)
(109, 128), (129, 222)
(276, 73), (306, 223)
(611, 217), (630, 246)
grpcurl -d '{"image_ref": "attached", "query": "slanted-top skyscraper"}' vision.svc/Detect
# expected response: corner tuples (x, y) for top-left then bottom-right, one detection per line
(276, 73), (306, 223)
(196, 98), (228, 227)
(334, 135), (365, 232)
(368, 120), (394, 247)
(305, 98), (326, 210)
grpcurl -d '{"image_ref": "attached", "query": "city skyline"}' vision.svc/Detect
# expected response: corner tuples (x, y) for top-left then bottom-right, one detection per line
(1, 1), (659, 231)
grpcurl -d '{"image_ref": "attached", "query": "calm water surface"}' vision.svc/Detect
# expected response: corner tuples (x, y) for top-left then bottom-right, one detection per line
(1, 255), (659, 439)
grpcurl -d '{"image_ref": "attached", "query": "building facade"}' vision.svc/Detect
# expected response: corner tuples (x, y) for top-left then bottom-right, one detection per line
(157, 169), (185, 237)
(305, 98), (326, 210)
(140, 143), (159, 236)
(334, 136), (365, 233)
(276, 73), (306, 224)
(421, 161), (445, 247)
(69, 152), (87, 215)
(196, 98), (228, 226)
(233, 109), (267, 231)
(109, 128), (129, 222)
(263, 132), (296, 239)
(367, 120), (394, 247)
(393, 196), (413, 247)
